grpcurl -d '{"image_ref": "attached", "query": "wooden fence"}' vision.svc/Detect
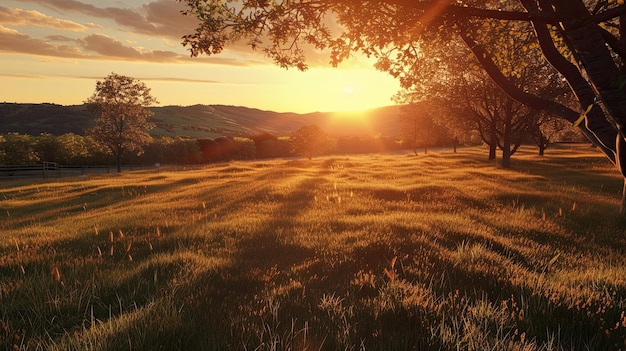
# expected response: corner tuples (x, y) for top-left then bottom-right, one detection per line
(0, 162), (111, 180)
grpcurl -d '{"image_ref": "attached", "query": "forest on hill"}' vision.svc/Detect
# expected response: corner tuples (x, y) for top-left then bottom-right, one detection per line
(0, 103), (404, 138)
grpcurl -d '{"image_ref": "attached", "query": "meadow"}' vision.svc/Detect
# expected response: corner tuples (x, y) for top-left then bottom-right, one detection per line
(1, 144), (626, 350)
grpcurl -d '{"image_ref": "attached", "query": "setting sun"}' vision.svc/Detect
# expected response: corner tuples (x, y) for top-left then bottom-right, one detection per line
(0, 0), (399, 114)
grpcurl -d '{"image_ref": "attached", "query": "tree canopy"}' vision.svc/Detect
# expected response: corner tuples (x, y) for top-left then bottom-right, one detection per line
(181, 0), (626, 213)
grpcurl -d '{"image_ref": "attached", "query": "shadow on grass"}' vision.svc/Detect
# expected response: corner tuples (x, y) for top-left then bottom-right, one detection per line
(178, 175), (322, 348)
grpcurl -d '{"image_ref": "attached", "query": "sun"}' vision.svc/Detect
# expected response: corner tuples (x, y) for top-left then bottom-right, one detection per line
(343, 86), (355, 94)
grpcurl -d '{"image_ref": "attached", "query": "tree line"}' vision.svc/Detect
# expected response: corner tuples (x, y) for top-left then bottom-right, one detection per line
(0, 131), (428, 167)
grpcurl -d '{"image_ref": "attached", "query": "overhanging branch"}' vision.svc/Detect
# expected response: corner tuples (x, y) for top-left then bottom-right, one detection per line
(381, 0), (626, 25)
(457, 24), (579, 121)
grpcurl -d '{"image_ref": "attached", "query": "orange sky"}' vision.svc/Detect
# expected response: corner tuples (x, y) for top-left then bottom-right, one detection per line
(0, 0), (400, 113)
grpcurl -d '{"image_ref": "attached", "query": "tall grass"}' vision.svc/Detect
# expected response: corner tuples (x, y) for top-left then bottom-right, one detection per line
(1, 144), (625, 350)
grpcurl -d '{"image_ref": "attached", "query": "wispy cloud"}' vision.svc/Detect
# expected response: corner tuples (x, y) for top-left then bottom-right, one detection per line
(0, 72), (222, 84)
(93, 76), (223, 84)
(0, 73), (49, 79)
(0, 6), (88, 31)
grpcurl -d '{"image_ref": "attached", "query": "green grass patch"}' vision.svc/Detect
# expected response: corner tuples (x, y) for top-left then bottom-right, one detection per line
(1, 145), (625, 350)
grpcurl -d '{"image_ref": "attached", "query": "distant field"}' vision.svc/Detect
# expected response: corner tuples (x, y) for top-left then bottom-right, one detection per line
(1, 145), (625, 350)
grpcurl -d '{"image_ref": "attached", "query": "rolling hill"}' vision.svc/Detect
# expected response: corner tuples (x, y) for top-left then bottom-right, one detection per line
(0, 103), (405, 138)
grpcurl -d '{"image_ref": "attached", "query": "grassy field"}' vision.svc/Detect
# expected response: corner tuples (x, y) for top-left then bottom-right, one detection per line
(1, 144), (625, 350)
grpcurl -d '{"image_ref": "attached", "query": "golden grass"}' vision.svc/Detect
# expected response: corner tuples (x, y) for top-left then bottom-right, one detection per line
(1, 144), (625, 350)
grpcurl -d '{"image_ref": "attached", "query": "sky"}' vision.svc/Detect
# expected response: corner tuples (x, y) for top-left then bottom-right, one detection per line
(0, 0), (400, 114)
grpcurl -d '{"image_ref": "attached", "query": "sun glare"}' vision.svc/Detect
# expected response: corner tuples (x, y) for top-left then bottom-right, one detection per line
(343, 86), (355, 94)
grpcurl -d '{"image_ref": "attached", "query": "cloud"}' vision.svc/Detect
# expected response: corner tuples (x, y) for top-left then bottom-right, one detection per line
(79, 34), (145, 60)
(84, 22), (103, 29)
(2, 1), (337, 67)
(15, 0), (273, 59)
(0, 72), (222, 84)
(0, 25), (256, 66)
(19, 0), (198, 39)
(22, 0), (121, 19)
(134, 77), (222, 84)
(77, 33), (247, 64)
(0, 24), (84, 58)
(0, 25), (174, 62)
(45, 34), (77, 42)
(141, 0), (200, 37)
(0, 6), (88, 31)
(77, 75), (222, 84)
(0, 73), (48, 79)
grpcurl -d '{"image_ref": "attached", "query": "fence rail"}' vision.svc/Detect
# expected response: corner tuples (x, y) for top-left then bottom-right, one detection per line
(0, 163), (111, 180)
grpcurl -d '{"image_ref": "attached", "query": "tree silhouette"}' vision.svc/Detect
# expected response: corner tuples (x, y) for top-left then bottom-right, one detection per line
(86, 73), (157, 173)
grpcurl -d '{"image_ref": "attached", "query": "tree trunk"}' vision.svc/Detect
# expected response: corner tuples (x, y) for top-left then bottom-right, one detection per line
(111, 145), (123, 173)
(617, 136), (626, 215)
(488, 146), (496, 160)
(501, 105), (513, 169)
(489, 120), (497, 160)
(413, 119), (418, 156)
(489, 143), (496, 160)
(622, 179), (626, 215)
(501, 147), (511, 169)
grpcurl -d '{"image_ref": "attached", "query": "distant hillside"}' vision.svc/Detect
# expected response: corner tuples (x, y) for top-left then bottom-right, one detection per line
(0, 103), (92, 136)
(0, 103), (404, 138)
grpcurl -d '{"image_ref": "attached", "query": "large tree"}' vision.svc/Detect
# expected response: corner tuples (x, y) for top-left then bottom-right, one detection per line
(86, 73), (157, 173)
(180, 0), (626, 214)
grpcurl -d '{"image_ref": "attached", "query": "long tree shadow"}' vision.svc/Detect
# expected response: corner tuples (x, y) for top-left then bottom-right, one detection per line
(178, 165), (329, 348)
(510, 155), (622, 196)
